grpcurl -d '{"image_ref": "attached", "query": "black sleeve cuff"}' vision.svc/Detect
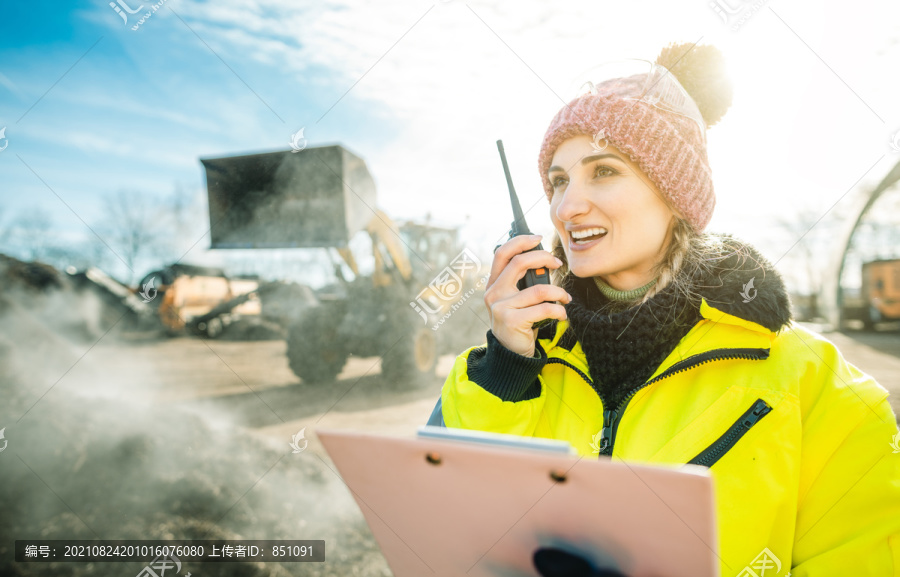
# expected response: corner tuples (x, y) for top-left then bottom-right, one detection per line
(465, 329), (547, 402)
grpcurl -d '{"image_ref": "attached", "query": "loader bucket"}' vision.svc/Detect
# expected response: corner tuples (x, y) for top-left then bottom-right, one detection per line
(200, 145), (377, 249)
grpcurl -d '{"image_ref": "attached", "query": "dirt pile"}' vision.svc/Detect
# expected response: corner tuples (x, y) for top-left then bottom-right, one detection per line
(0, 255), (392, 576)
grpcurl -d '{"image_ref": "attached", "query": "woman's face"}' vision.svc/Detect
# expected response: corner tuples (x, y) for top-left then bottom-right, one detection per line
(548, 134), (676, 290)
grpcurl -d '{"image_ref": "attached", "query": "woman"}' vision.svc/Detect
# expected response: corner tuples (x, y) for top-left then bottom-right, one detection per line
(431, 42), (900, 575)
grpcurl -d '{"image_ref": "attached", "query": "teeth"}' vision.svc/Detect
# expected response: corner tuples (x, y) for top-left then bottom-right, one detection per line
(570, 227), (607, 240)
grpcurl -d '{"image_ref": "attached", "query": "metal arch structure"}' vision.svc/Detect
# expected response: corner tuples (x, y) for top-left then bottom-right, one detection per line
(822, 157), (900, 329)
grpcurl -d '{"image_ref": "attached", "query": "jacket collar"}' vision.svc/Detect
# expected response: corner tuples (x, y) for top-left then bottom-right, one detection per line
(543, 233), (794, 353)
(691, 232), (793, 335)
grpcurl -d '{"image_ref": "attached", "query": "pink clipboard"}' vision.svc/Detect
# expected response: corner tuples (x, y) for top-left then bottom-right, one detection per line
(317, 427), (719, 577)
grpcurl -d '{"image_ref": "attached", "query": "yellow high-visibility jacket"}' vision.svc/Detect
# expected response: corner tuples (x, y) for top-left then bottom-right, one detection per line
(439, 295), (900, 575)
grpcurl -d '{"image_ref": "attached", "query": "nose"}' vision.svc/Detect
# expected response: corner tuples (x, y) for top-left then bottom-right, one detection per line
(553, 177), (591, 224)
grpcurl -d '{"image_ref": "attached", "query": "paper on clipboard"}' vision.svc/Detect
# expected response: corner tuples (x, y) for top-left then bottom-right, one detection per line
(317, 428), (719, 577)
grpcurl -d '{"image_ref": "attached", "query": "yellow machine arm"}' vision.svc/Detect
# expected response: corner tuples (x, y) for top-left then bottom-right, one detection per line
(334, 209), (412, 288)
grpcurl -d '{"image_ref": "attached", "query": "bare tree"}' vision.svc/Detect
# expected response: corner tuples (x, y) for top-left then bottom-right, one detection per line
(17, 208), (55, 261)
(775, 203), (839, 321)
(99, 189), (167, 284)
(96, 184), (212, 284)
(0, 206), (60, 262)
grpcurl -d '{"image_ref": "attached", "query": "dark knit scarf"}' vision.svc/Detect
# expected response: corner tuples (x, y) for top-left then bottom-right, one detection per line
(561, 271), (702, 410)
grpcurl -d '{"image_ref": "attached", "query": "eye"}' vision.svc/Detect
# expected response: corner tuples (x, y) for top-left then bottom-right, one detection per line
(550, 164), (618, 191)
(594, 164), (618, 178)
(550, 174), (567, 189)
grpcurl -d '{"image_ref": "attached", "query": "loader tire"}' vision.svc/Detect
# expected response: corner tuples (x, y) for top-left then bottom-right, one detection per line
(381, 326), (438, 383)
(286, 308), (349, 384)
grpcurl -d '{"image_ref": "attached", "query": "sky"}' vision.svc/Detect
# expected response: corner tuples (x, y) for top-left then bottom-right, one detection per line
(1, 0), (899, 289)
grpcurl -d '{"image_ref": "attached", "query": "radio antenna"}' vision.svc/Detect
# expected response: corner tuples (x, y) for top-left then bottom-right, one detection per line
(496, 140), (531, 236)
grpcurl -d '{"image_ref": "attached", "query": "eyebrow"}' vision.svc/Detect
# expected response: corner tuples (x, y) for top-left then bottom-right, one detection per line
(548, 153), (624, 174)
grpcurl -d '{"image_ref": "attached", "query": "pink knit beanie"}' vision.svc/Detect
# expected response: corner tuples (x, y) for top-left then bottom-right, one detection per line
(538, 42), (733, 233)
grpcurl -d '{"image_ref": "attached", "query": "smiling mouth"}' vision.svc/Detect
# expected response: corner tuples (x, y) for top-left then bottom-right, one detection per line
(570, 227), (608, 245)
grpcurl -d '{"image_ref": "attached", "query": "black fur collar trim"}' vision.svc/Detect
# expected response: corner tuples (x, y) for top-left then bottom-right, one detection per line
(691, 233), (793, 334)
(539, 233), (794, 341)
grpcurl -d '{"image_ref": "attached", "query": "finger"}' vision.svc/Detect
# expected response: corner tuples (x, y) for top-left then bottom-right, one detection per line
(486, 234), (544, 290)
(489, 249), (564, 298)
(503, 283), (572, 310)
(485, 253), (566, 317)
(500, 301), (569, 330)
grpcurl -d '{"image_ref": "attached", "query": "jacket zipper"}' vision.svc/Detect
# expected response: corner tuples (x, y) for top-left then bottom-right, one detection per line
(687, 398), (772, 467)
(547, 347), (770, 457)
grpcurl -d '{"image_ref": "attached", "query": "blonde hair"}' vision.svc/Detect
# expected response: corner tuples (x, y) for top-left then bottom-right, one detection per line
(550, 216), (715, 309)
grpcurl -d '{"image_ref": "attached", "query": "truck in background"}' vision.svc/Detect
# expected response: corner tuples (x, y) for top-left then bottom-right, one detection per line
(841, 258), (900, 330)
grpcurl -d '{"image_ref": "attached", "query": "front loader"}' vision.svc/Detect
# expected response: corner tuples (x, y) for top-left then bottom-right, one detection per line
(200, 144), (487, 384)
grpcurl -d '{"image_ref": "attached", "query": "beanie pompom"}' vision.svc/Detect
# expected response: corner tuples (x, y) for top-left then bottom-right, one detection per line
(655, 42), (733, 128)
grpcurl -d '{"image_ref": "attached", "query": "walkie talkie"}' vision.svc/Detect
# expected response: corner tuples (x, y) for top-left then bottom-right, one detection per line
(496, 139), (554, 329)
